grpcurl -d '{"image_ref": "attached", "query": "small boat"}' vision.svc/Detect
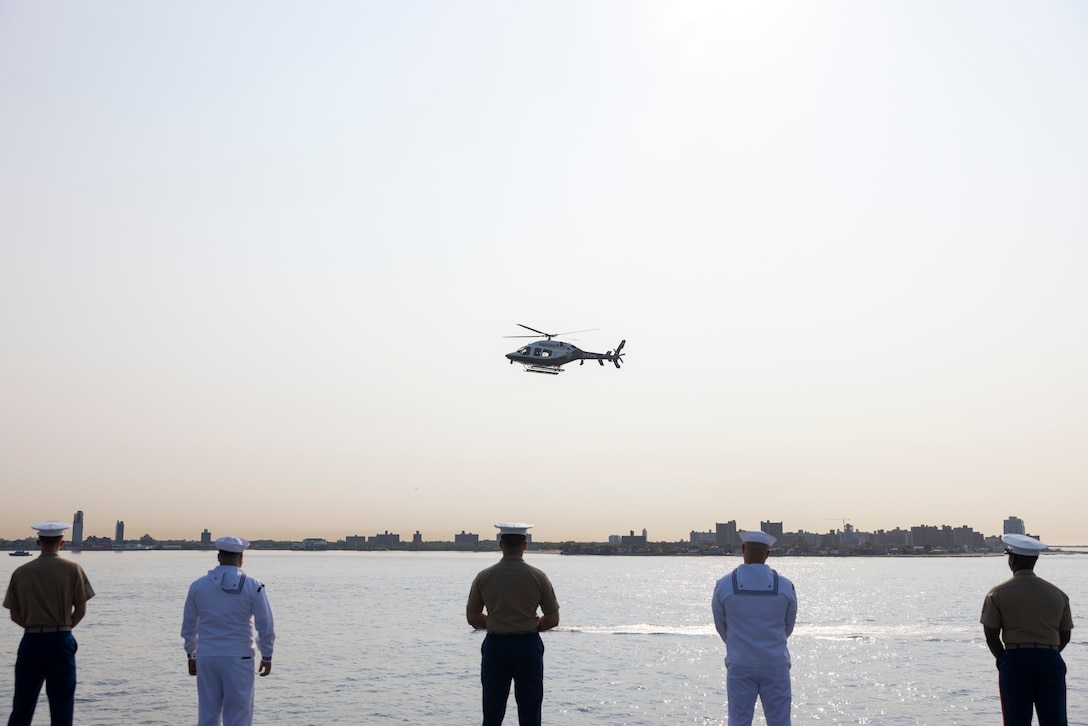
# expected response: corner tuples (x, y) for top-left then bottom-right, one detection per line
(9, 551), (31, 557)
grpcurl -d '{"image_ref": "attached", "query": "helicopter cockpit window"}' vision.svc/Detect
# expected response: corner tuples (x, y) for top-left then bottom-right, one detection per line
(517, 347), (530, 355)
(538, 349), (550, 358)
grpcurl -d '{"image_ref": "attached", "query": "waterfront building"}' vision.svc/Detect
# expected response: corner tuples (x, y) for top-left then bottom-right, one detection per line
(371, 531), (400, 547)
(715, 520), (738, 547)
(761, 521), (784, 540)
(345, 535), (367, 548)
(1003, 516), (1026, 535)
(690, 530), (716, 545)
(621, 530), (647, 546)
(200, 528), (212, 545)
(412, 531), (422, 544)
(71, 511), (84, 550)
(115, 520), (125, 548)
(454, 531), (479, 544)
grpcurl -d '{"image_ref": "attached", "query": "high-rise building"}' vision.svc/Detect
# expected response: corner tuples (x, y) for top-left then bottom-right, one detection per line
(115, 520), (125, 545)
(201, 529), (212, 545)
(72, 511), (84, 550)
(761, 521), (784, 539)
(715, 520), (738, 546)
(1004, 516), (1026, 535)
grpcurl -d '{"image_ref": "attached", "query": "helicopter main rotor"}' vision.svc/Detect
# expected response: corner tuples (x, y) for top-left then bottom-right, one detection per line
(503, 323), (599, 341)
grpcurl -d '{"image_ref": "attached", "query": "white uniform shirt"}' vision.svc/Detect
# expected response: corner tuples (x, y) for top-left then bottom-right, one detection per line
(181, 565), (276, 660)
(712, 563), (797, 668)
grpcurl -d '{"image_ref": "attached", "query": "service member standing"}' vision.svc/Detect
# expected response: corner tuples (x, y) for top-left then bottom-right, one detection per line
(466, 523), (560, 726)
(981, 533), (1073, 725)
(3, 520), (95, 726)
(711, 530), (797, 726)
(181, 536), (276, 726)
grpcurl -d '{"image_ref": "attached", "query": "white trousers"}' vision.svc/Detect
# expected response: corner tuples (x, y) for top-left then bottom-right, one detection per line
(196, 656), (256, 726)
(726, 664), (791, 726)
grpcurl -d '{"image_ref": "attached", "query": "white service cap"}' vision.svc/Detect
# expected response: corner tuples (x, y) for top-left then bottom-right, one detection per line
(1002, 533), (1047, 556)
(739, 530), (776, 547)
(494, 522), (533, 536)
(215, 536), (250, 553)
(32, 521), (71, 537)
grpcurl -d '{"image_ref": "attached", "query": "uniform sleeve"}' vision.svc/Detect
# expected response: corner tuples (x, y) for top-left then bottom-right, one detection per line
(74, 566), (95, 604)
(466, 573), (485, 614)
(253, 584), (275, 661)
(784, 584), (797, 638)
(711, 582), (728, 644)
(1060, 595), (1073, 631)
(539, 574), (559, 615)
(980, 591), (1002, 629)
(181, 583), (200, 656)
(2, 572), (17, 612)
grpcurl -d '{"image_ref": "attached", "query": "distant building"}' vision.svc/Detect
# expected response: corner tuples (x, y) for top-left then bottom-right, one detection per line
(345, 535), (367, 548)
(115, 521), (125, 546)
(690, 530), (716, 545)
(371, 531), (400, 547)
(454, 531), (479, 544)
(200, 529), (212, 546)
(294, 538), (328, 551)
(621, 530), (646, 546)
(951, 525), (985, 550)
(715, 521), (738, 547)
(82, 536), (113, 551)
(608, 534), (622, 545)
(761, 521), (784, 540)
(412, 531), (422, 545)
(71, 511), (84, 550)
(1004, 516), (1026, 535)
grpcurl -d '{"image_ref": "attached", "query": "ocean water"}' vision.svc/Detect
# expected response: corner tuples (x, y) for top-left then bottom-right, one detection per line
(1, 550), (1086, 725)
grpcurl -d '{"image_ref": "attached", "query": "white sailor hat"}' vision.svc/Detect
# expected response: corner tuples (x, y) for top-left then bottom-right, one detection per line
(494, 522), (533, 536)
(1002, 534), (1047, 556)
(739, 530), (776, 547)
(215, 536), (250, 553)
(32, 521), (71, 537)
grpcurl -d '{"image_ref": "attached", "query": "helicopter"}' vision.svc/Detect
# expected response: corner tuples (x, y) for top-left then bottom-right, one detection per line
(505, 324), (626, 375)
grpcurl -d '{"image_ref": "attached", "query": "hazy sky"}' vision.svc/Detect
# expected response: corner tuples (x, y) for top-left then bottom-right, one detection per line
(2, 1), (1086, 544)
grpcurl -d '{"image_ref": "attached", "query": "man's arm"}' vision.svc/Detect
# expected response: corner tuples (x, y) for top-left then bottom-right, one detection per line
(711, 589), (728, 644)
(1059, 629), (1071, 651)
(8, 608), (26, 628)
(537, 611), (559, 632)
(466, 607), (487, 630)
(983, 626), (1004, 662)
(70, 601), (86, 628)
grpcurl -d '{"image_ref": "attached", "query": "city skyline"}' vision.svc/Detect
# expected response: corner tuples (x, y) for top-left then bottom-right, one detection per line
(3, 3), (1086, 546)
(0, 510), (1074, 546)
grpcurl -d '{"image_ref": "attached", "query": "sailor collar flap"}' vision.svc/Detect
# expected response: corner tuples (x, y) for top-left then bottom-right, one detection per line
(732, 567), (779, 596)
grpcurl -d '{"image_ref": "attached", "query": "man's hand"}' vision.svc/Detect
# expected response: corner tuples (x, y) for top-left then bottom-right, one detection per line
(188, 659), (197, 677)
(258, 660), (272, 677)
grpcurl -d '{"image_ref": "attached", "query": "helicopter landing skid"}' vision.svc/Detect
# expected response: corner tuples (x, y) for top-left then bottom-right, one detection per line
(524, 366), (563, 375)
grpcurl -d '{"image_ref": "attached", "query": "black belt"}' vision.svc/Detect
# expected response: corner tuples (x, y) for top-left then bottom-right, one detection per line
(1005, 642), (1059, 650)
(488, 631), (538, 635)
(24, 626), (72, 634)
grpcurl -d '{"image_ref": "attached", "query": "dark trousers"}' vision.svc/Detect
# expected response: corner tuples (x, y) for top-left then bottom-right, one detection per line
(998, 649), (1067, 726)
(480, 632), (544, 726)
(7, 632), (78, 726)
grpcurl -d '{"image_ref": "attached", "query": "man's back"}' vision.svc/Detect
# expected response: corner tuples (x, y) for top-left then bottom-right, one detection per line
(182, 566), (275, 658)
(982, 570), (1071, 644)
(468, 558), (557, 633)
(712, 563), (797, 667)
(4, 554), (94, 628)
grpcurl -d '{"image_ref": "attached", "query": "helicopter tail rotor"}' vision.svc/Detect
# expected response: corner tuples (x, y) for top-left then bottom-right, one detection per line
(610, 340), (626, 369)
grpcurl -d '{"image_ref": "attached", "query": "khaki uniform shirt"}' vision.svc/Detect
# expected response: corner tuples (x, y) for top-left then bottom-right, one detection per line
(980, 569), (1072, 645)
(3, 552), (95, 628)
(467, 556), (559, 633)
